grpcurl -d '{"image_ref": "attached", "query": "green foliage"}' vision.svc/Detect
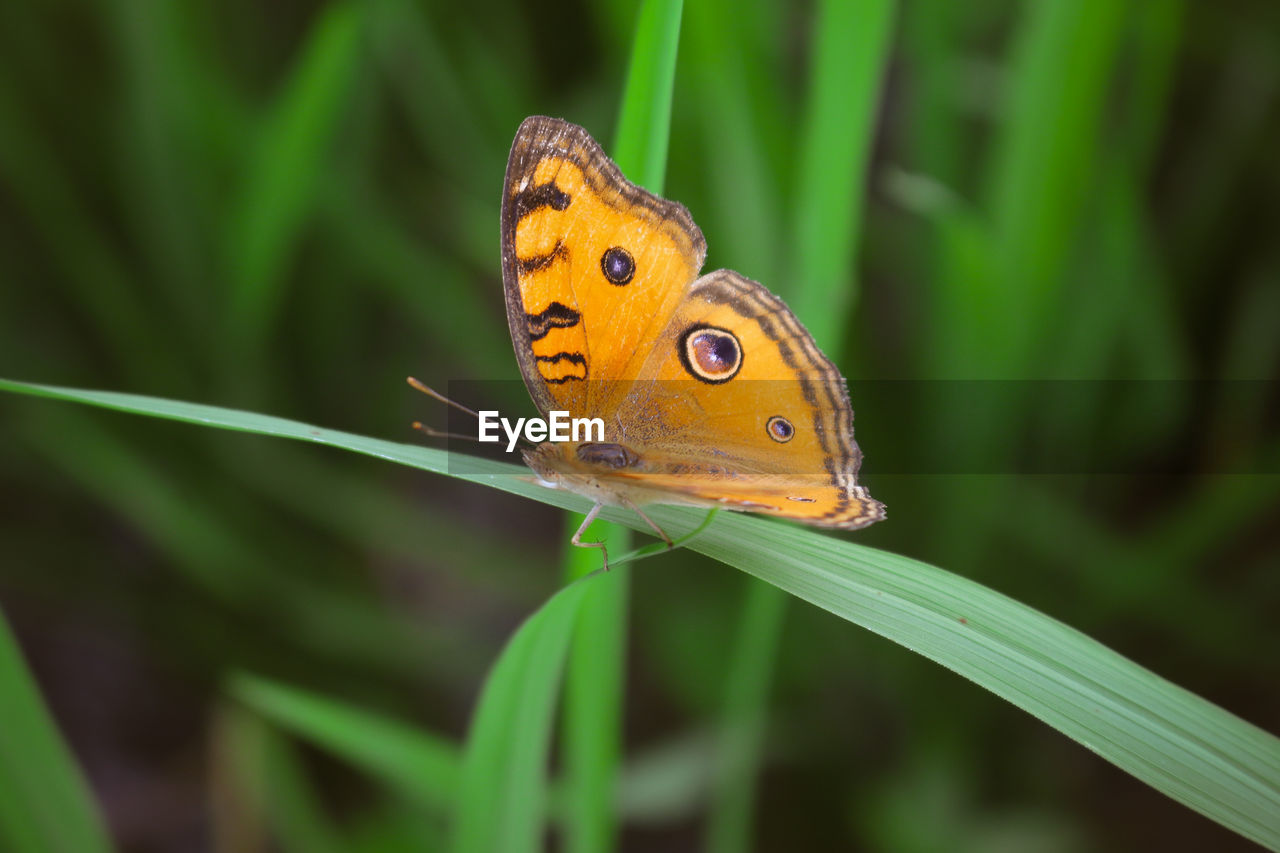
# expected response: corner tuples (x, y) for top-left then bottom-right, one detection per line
(231, 672), (461, 811)
(0, 611), (112, 853)
(453, 579), (593, 853)
(3, 377), (1278, 849)
(1, 1), (1277, 851)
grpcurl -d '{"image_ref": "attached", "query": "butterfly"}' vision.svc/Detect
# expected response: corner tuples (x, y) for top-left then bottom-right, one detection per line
(500, 116), (884, 563)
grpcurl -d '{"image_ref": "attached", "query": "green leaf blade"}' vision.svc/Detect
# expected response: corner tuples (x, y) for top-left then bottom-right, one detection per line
(453, 579), (594, 853)
(0, 610), (114, 853)
(3, 379), (1277, 849)
(230, 673), (461, 811)
(560, 5), (687, 852)
(684, 513), (1280, 850)
(225, 1), (365, 351)
(789, 0), (897, 342)
(612, 0), (685, 192)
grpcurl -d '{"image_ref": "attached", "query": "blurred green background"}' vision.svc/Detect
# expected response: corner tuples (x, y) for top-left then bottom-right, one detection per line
(1, 0), (1277, 850)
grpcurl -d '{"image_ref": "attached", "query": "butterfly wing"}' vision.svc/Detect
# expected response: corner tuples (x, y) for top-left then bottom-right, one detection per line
(608, 269), (885, 529)
(501, 116), (706, 418)
(500, 117), (883, 530)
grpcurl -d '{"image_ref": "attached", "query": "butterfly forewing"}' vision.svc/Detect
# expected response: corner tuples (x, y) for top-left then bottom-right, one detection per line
(501, 116), (706, 419)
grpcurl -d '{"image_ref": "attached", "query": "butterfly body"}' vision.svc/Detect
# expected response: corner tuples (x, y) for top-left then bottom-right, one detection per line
(502, 117), (885, 534)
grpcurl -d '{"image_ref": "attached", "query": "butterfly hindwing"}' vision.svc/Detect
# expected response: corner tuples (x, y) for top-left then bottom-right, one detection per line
(609, 270), (884, 529)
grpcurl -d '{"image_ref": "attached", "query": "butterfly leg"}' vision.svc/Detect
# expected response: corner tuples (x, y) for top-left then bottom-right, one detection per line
(620, 496), (673, 549)
(570, 502), (610, 571)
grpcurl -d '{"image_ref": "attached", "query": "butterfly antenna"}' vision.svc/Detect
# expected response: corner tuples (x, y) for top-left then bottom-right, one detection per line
(407, 376), (540, 450)
(411, 421), (484, 443)
(407, 376), (480, 419)
(407, 378), (483, 443)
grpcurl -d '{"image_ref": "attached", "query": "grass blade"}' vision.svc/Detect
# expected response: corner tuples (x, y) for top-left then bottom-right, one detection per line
(0, 78), (180, 387)
(0, 609), (113, 853)
(685, 511), (1280, 851)
(788, 0), (897, 342)
(211, 700), (344, 853)
(612, 0), (684, 194)
(702, 578), (787, 853)
(0, 378), (445, 473)
(224, 710), (345, 853)
(257, 730), (344, 853)
(983, 0), (1126, 374)
(705, 4), (897, 849)
(901, 0), (964, 185)
(453, 578), (595, 853)
(3, 379), (1277, 849)
(230, 672), (460, 811)
(560, 537), (630, 853)
(101, 0), (217, 342)
(682, 0), (786, 283)
(225, 2), (364, 356)
(561, 5), (686, 851)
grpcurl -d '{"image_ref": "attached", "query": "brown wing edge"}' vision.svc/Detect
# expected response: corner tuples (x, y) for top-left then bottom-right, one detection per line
(712, 485), (884, 530)
(809, 484), (887, 530)
(499, 116), (708, 416)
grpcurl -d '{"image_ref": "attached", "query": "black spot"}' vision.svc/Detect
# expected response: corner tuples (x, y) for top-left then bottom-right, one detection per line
(513, 182), (571, 220)
(526, 301), (581, 341)
(703, 334), (737, 367)
(576, 443), (639, 469)
(766, 416), (794, 443)
(600, 246), (635, 285)
(678, 325), (742, 384)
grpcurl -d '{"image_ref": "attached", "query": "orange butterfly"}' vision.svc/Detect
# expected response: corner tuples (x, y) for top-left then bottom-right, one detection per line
(491, 117), (884, 562)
